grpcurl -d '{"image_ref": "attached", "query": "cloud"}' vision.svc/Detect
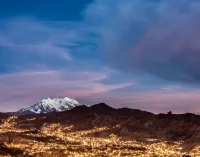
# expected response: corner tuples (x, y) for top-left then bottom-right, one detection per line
(0, 69), (132, 111)
(0, 17), (73, 59)
(85, 0), (200, 83)
(2, 1), (200, 112)
(0, 17), (93, 73)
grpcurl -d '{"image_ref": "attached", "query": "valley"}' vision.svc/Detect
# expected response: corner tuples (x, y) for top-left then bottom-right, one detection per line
(0, 103), (200, 156)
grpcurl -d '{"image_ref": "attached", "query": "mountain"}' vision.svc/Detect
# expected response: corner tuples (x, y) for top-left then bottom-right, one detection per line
(1, 103), (200, 156)
(17, 96), (82, 114)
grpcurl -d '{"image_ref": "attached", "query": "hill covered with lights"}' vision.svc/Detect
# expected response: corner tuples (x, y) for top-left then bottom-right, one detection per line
(0, 103), (199, 156)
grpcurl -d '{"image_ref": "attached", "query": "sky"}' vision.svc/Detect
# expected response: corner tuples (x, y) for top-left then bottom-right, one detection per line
(1, 0), (200, 113)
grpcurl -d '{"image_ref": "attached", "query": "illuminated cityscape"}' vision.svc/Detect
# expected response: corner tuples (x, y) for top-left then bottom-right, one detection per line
(0, 115), (199, 157)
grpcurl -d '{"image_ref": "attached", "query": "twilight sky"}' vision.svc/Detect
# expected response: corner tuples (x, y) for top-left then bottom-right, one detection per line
(1, 0), (200, 113)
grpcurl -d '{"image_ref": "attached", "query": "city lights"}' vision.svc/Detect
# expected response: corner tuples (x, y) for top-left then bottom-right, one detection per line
(0, 116), (199, 156)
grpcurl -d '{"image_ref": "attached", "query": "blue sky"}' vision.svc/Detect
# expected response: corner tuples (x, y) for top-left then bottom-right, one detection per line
(0, 0), (92, 20)
(1, 0), (200, 113)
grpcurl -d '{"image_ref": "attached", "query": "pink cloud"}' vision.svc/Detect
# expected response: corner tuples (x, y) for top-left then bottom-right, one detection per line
(0, 70), (132, 112)
(1, 70), (200, 114)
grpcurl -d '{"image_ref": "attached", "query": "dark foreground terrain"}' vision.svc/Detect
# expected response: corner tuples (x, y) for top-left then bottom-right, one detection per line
(0, 103), (199, 156)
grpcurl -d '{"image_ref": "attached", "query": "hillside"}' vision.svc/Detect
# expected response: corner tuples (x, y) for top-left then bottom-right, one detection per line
(0, 103), (198, 156)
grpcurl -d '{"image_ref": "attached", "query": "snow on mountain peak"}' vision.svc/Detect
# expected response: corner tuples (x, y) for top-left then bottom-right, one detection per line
(43, 96), (50, 99)
(17, 96), (82, 114)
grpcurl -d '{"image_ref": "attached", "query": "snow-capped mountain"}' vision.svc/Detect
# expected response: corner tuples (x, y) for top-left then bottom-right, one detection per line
(17, 96), (82, 114)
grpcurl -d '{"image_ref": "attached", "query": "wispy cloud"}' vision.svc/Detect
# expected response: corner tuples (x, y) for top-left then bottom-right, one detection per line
(0, 17), (76, 66)
(0, 17), (100, 73)
(0, 69), (132, 111)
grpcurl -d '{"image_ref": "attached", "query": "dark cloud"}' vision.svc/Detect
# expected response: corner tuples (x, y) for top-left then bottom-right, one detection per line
(85, 0), (200, 83)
